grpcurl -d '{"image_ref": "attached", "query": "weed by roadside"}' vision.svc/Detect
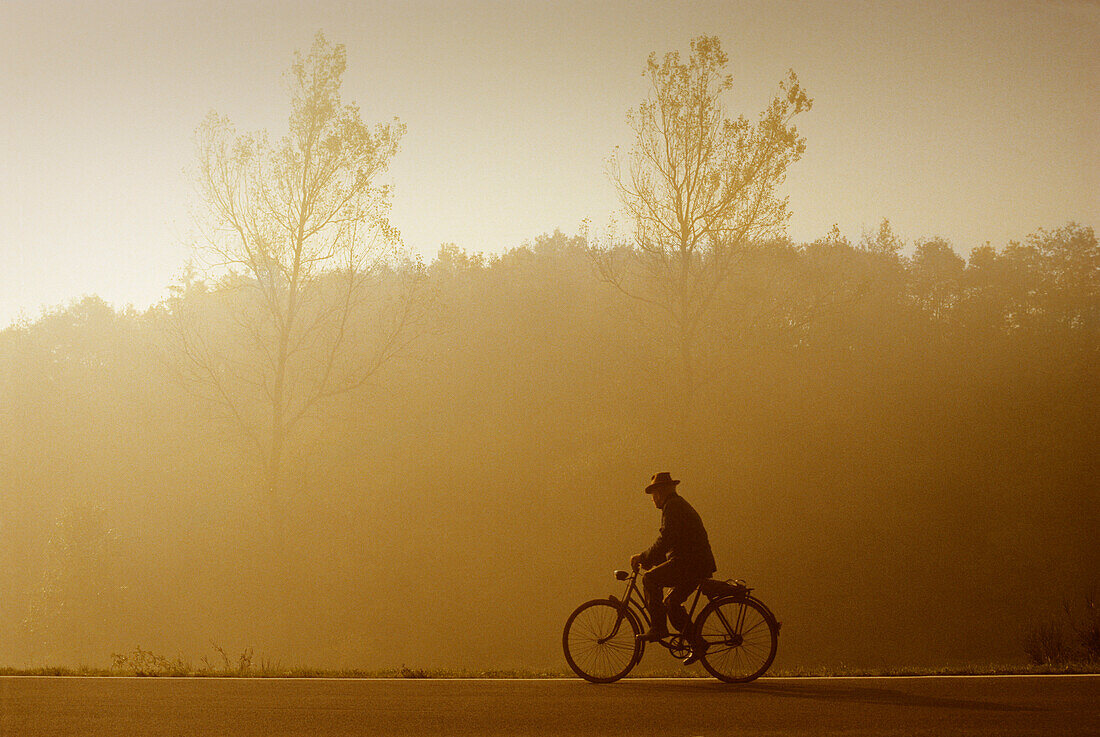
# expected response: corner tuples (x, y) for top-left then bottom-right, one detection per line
(110, 643), (256, 677)
(1024, 591), (1100, 666)
(111, 647), (190, 676)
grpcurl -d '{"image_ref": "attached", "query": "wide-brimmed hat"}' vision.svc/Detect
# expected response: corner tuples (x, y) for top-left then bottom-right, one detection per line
(645, 472), (680, 494)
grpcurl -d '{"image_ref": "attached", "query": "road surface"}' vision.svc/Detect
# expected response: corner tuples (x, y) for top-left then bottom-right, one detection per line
(1, 675), (1097, 736)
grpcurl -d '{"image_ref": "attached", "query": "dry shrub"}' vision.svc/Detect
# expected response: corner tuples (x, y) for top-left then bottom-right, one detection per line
(1025, 590), (1100, 665)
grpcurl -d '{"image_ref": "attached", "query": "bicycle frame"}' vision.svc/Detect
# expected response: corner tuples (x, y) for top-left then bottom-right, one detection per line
(606, 568), (707, 649)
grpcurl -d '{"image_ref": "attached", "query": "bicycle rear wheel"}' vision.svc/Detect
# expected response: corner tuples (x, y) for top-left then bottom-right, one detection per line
(562, 599), (643, 683)
(696, 596), (778, 683)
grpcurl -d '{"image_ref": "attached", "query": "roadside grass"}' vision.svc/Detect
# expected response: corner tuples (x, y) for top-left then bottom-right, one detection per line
(767, 662), (1100, 677)
(1, 661), (1096, 678)
(0, 664), (572, 679)
(0, 666), (114, 677)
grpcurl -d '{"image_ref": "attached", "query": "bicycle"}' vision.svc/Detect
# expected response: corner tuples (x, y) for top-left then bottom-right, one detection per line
(562, 566), (780, 683)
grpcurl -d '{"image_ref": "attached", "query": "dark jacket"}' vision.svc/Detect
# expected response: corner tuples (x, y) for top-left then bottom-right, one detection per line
(640, 492), (717, 576)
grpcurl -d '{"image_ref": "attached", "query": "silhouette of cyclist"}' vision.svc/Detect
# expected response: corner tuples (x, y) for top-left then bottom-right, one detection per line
(630, 472), (717, 665)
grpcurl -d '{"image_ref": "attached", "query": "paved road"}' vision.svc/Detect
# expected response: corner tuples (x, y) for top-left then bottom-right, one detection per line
(1, 675), (1097, 736)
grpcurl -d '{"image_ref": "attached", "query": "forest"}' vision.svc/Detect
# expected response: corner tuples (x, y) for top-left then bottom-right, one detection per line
(2, 220), (1095, 671)
(1, 34), (1096, 672)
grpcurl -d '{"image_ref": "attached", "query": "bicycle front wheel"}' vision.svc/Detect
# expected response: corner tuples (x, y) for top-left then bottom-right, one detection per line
(562, 599), (643, 683)
(696, 596), (778, 683)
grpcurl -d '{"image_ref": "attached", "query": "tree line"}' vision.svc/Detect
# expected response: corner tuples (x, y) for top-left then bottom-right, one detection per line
(2, 219), (1094, 669)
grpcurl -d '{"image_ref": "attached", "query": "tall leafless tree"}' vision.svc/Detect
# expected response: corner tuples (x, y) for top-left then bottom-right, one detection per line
(168, 32), (425, 533)
(591, 36), (812, 418)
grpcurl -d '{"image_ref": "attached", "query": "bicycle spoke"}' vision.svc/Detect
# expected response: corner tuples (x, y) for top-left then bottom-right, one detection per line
(564, 600), (641, 683)
(697, 597), (777, 683)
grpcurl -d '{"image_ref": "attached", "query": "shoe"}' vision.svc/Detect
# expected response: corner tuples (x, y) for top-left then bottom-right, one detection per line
(637, 627), (669, 643)
(682, 639), (709, 666)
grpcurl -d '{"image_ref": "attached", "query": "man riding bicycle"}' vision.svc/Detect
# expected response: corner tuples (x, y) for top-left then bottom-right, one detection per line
(630, 472), (717, 665)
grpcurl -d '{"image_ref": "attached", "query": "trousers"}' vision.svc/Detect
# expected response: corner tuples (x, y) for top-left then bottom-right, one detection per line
(642, 559), (704, 633)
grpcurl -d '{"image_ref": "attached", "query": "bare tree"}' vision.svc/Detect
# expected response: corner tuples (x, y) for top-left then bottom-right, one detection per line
(168, 32), (424, 529)
(590, 36), (812, 416)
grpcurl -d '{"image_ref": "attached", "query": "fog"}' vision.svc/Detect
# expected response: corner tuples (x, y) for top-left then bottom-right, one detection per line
(3, 220), (1095, 671)
(1, 26), (1097, 674)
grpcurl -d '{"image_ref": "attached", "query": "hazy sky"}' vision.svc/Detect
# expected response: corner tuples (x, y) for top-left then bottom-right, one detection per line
(1, 0), (1096, 327)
